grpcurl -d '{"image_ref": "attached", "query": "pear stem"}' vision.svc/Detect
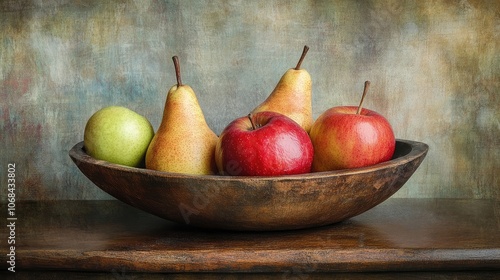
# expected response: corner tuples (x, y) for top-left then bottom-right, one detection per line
(172, 56), (182, 86)
(356, 81), (371, 115)
(247, 114), (256, 130)
(295, 45), (309, 70)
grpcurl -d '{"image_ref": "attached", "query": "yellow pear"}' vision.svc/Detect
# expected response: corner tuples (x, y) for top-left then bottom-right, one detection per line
(251, 45), (313, 132)
(146, 56), (218, 175)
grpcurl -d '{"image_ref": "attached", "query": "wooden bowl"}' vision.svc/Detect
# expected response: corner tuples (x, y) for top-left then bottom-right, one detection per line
(69, 139), (428, 231)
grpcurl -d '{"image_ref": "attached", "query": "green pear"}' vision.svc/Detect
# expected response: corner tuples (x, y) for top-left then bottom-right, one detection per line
(84, 106), (154, 167)
(251, 45), (313, 132)
(145, 56), (218, 175)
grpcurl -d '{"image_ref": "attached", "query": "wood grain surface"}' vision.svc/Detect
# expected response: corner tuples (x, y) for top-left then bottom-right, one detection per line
(2, 198), (499, 274)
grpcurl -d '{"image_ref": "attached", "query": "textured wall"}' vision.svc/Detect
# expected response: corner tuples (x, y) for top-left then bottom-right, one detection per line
(1, 0), (498, 200)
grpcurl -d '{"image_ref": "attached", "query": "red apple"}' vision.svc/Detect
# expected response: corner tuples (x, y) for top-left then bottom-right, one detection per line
(309, 81), (395, 171)
(216, 111), (314, 176)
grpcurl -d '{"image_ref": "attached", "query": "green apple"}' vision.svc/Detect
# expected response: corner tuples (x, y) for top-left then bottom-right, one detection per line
(84, 106), (154, 167)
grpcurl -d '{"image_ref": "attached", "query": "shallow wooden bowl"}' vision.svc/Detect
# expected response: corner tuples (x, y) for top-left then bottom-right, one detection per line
(69, 139), (428, 231)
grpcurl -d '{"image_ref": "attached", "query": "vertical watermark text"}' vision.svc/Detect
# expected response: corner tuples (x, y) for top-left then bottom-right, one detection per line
(6, 163), (16, 272)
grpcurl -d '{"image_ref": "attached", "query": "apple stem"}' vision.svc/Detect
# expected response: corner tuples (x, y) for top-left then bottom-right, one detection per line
(295, 45), (309, 70)
(247, 114), (256, 130)
(172, 56), (183, 87)
(356, 81), (371, 115)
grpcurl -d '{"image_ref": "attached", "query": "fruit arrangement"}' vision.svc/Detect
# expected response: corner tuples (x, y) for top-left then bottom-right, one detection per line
(83, 46), (395, 176)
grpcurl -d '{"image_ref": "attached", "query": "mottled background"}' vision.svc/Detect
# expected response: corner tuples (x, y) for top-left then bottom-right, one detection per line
(1, 0), (498, 201)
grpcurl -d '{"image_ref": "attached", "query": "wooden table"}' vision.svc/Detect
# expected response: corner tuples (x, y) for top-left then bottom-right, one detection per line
(2, 198), (499, 278)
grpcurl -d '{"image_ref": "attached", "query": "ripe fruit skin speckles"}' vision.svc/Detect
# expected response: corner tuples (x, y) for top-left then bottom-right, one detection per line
(84, 106), (154, 168)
